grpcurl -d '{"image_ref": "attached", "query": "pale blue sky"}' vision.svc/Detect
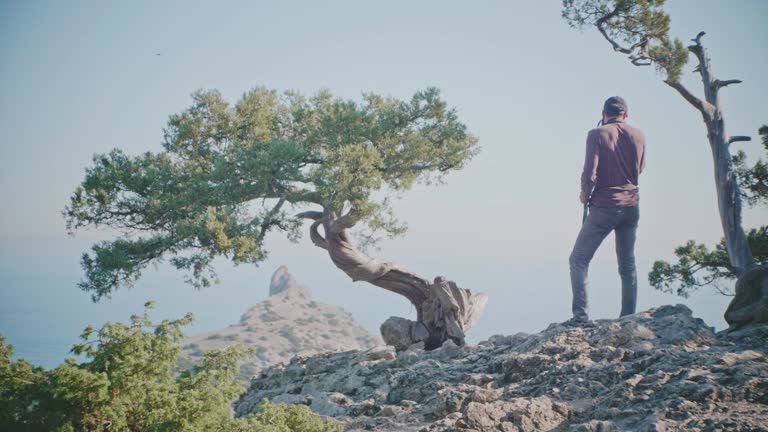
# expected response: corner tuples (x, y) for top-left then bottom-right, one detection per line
(1, 1), (766, 367)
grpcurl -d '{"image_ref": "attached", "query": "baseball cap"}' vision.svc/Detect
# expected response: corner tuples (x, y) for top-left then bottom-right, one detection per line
(603, 96), (627, 116)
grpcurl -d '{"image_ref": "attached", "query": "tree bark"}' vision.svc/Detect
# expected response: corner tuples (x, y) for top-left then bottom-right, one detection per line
(665, 32), (766, 328)
(298, 209), (488, 349)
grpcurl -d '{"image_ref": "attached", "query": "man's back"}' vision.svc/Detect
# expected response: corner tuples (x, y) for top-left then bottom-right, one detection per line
(582, 119), (646, 207)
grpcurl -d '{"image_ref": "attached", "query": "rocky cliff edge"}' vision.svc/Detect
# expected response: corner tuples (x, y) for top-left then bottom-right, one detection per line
(235, 305), (768, 431)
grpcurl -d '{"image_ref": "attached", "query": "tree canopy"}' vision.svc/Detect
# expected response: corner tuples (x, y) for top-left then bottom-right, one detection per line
(64, 87), (478, 301)
(562, 0), (688, 82)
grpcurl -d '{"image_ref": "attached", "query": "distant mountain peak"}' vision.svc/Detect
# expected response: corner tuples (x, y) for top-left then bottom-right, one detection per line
(269, 265), (306, 297)
(180, 266), (381, 382)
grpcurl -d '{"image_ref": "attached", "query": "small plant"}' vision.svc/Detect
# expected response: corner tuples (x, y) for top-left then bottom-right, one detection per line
(279, 326), (302, 346)
(254, 345), (269, 362)
(260, 310), (282, 322)
(240, 399), (344, 431)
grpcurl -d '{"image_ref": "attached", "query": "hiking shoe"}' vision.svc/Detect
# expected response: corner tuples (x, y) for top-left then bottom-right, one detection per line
(563, 317), (596, 328)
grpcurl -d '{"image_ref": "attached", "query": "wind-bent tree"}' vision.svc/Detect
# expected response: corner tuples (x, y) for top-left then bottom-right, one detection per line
(562, 0), (768, 327)
(64, 87), (488, 349)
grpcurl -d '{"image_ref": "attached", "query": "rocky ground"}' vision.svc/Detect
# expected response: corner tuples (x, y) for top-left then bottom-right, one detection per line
(179, 266), (381, 381)
(235, 305), (768, 431)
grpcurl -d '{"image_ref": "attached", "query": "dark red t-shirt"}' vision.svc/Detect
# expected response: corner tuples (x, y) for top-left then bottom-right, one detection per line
(580, 118), (646, 207)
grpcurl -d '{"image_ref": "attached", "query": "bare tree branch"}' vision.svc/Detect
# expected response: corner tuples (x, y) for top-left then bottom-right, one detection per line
(296, 211), (323, 220)
(728, 136), (752, 144)
(595, 6), (632, 54)
(308, 219), (328, 250)
(330, 207), (360, 233)
(692, 31), (706, 45)
(713, 284), (735, 297)
(715, 79), (743, 89)
(663, 80), (711, 116)
(258, 196), (286, 240)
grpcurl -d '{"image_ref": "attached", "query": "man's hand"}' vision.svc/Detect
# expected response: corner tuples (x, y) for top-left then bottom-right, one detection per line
(579, 192), (590, 204)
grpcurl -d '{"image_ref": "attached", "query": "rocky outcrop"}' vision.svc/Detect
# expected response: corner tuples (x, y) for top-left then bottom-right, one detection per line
(179, 266), (381, 381)
(268, 265), (300, 296)
(235, 305), (768, 431)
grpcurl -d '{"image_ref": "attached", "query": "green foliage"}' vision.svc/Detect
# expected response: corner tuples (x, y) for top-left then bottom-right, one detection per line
(650, 227), (768, 297)
(278, 326), (301, 346)
(648, 36), (688, 83)
(260, 310), (282, 322)
(0, 303), (342, 432)
(562, 0), (671, 43)
(733, 125), (768, 206)
(562, 0), (688, 82)
(65, 86), (478, 301)
(234, 399), (343, 432)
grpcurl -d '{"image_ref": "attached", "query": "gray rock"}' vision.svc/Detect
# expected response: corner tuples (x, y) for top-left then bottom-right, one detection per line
(365, 345), (397, 361)
(235, 305), (768, 431)
(269, 265), (302, 296)
(381, 316), (429, 351)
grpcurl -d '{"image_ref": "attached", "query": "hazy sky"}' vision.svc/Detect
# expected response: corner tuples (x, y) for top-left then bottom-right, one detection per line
(1, 1), (766, 367)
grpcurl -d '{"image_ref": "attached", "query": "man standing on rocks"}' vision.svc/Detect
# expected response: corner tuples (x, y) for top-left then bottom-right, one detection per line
(569, 96), (646, 323)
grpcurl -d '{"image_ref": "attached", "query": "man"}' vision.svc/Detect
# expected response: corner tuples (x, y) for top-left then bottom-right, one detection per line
(568, 96), (646, 323)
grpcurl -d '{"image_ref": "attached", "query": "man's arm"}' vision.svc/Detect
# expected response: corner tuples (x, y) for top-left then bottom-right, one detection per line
(580, 129), (599, 204)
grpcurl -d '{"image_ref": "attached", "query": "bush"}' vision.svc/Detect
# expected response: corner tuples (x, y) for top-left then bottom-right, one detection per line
(260, 310), (282, 322)
(235, 399), (343, 432)
(0, 302), (342, 432)
(279, 326), (302, 346)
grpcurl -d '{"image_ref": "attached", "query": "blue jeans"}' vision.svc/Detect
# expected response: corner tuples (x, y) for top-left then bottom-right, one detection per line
(569, 205), (639, 320)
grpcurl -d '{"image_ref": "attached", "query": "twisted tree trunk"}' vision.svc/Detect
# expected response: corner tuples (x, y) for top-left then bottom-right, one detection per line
(298, 209), (488, 350)
(665, 32), (768, 328)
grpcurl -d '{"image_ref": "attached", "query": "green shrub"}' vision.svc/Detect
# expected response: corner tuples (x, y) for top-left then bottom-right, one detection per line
(0, 302), (343, 432)
(279, 326), (301, 346)
(235, 399), (343, 431)
(260, 310), (282, 322)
